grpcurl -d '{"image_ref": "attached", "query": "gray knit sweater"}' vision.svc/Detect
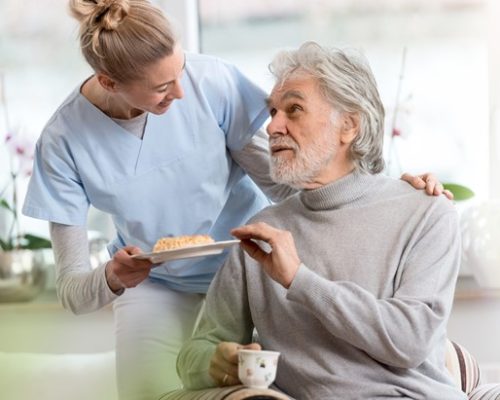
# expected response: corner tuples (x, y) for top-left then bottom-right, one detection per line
(177, 171), (466, 400)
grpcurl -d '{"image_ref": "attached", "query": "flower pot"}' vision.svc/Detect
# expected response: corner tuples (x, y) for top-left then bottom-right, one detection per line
(460, 200), (500, 288)
(0, 249), (48, 302)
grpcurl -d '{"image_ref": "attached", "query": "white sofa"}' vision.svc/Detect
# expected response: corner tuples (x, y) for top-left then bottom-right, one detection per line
(0, 351), (117, 400)
(2, 340), (499, 400)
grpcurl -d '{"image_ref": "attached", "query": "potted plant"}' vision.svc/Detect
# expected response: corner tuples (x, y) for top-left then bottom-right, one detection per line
(0, 74), (51, 302)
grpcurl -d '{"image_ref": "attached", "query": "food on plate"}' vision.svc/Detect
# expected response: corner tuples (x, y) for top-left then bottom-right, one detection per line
(152, 235), (215, 252)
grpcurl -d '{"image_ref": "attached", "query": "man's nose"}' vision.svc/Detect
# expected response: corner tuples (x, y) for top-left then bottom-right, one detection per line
(266, 112), (287, 136)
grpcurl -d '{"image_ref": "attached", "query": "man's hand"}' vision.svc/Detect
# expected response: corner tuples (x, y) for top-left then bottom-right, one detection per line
(400, 172), (454, 200)
(209, 342), (261, 387)
(105, 246), (153, 293)
(231, 222), (301, 288)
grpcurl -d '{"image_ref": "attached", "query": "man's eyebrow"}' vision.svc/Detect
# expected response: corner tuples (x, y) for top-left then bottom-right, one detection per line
(153, 54), (186, 89)
(282, 90), (306, 101)
(266, 90), (305, 108)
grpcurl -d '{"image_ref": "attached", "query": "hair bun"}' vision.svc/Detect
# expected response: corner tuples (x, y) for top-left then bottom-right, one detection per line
(93, 0), (129, 31)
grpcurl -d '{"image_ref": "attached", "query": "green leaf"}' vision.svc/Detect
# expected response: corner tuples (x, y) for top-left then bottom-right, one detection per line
(0, 238), (14, 251)
(0, 198), (15, 215)
(442, 183), (475, 201)
(19, 234), (52, 250)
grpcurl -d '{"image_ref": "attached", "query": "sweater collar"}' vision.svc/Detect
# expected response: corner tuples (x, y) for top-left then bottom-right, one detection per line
(299, 170), (376, 211)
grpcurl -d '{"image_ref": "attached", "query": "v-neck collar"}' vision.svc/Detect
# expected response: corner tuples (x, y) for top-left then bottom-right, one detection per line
(111, 112), (149, 140)
(76, 84), (146, 143)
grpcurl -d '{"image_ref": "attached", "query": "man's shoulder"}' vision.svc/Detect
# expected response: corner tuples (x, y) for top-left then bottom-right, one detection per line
(373, 174), (457, 218)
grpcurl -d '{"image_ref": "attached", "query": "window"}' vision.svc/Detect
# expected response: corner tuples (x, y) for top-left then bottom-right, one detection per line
(199, 0), (491, 199)
(0, 1), (193, 238)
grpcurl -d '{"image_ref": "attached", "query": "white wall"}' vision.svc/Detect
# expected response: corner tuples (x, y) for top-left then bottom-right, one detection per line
(489, 0), (500, 199)
(157, 0), (200, 52)
(448, 295), (500, 378)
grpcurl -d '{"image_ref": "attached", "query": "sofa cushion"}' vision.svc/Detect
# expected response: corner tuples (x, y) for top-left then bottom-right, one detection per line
(469, 383), (500, 400)
(445, 339), (481, 395)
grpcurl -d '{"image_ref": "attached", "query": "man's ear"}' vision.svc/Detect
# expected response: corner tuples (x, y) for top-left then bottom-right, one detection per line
(340, 113), (360, 144)
(96, 73), (118, 93)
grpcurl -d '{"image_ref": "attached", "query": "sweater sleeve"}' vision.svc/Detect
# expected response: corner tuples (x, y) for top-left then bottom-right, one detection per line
(286, 210), (461, 369)
(177, 248), (255, 390)
(230, 128), (297, 202)
(50, 222), (121, 314)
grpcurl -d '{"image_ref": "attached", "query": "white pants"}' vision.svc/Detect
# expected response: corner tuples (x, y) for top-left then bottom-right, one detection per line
(113, 279), (205, 400)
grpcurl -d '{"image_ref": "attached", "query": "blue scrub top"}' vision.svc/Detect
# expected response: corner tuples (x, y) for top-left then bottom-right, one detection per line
(23, 53), (271, 293)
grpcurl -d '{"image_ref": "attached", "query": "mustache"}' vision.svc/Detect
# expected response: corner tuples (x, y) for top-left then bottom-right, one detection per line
(269, 137), (299, 151)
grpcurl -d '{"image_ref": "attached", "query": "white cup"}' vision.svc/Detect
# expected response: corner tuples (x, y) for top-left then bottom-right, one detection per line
(238, 349), (280, 389)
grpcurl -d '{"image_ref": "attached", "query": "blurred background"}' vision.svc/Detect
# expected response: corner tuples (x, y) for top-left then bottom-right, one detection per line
(0, 0), (497, 240)
(1, 1), (500, 398)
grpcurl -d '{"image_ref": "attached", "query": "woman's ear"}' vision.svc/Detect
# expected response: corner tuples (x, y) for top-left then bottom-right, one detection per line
(340, 113), (360, 144)
(96, 73), (118, 93)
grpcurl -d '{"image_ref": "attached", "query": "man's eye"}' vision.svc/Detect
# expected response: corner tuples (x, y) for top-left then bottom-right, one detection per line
(288, 104), (302, 113)
(269, 108), (277, 117)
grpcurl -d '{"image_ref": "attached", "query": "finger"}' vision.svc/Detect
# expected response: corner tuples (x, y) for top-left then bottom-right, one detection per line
(209, 359), (239, 387)
(225, 373), (240, 386)
(433, 183), (444, 196)
(113, 249), (134, 265)
(132, 259), (153, 270)
(115, 249), (152, 269)
(419, 174), (436, 195)
(211, 353), (238, 373)
(443, 189), (454, 200)
(214, 370), (239, 387)
(240, 239), (269, 264)
(122, 246), (144, 256)
(215, 361), (239, 380)
(420, 172), (436, 182)
(220, 342), (243, 364)
(425, 182), (436, 195)
(241, 342), (262, 351)
(231, 222), (276, 242)
(401, 172), (426, 189)
(129, 270), (151, 281)
(210, 345), (240, 382)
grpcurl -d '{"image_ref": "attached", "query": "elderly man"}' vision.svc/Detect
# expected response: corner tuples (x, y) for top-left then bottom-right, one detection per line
(172, 42), (465, 399)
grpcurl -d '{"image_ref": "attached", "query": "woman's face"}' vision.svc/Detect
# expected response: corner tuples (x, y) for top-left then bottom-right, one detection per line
(116, 45), (186, 115)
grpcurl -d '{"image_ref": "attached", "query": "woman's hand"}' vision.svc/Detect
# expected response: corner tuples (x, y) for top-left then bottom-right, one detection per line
(209, 341), (261, 387)
(231, 222), (301, 288)
(105, 246), (153, 293)
(400, 172), (454, 200)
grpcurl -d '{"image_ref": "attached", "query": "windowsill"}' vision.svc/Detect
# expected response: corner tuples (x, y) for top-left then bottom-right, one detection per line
(454, 275), (500, 300)
(0, 288), (61, 310)
(0, 288), (113, 311)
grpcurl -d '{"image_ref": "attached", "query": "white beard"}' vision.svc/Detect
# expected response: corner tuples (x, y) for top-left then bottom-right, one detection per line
(269, 131), (337, 189)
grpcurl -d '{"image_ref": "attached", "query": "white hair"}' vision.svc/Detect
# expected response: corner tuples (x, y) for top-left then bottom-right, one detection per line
(268, 41), (385, 174)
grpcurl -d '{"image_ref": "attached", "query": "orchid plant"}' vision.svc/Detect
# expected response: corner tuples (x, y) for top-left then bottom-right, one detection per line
(0, 74), (51, 251)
